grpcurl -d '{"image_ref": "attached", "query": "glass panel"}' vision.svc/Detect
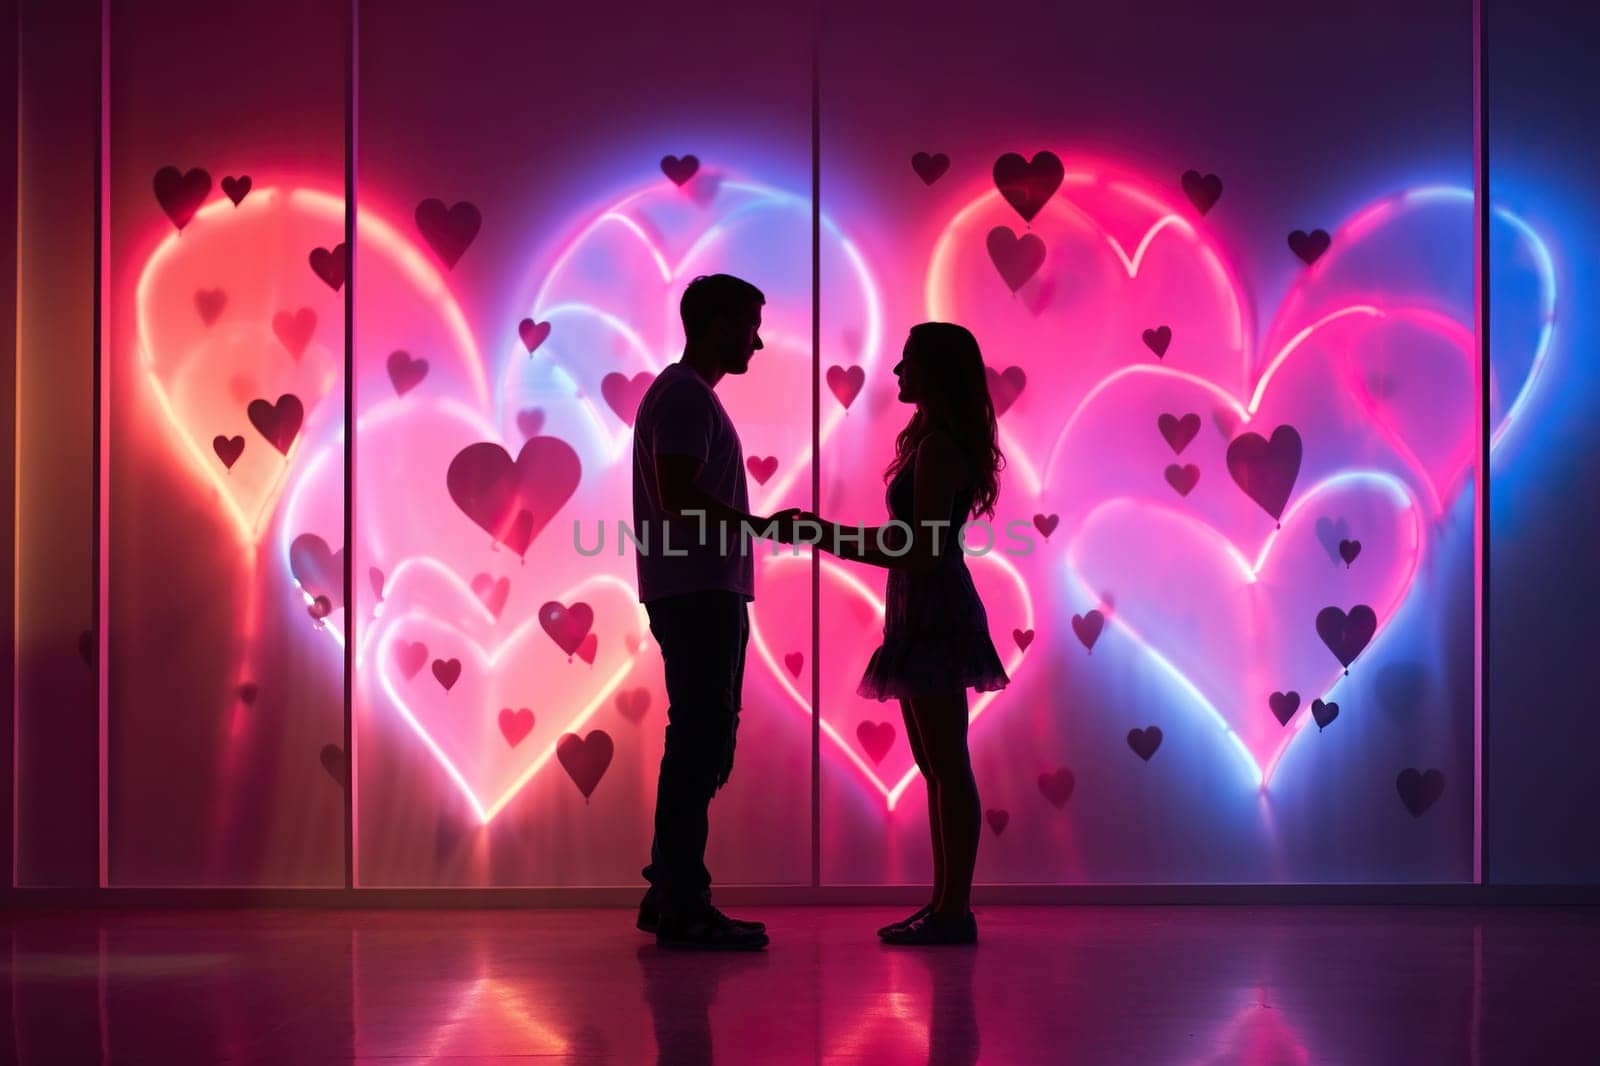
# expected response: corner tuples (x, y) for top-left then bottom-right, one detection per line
(104, 0), (347, 884)
(819, 0), (1480, 883)
(352, 1), (815, 885)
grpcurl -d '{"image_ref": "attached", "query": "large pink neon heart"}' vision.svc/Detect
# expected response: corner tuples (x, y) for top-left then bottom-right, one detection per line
(926, 162), (1555, 795)
(502, 177), (883, 514)
(135, 187), (344, 544)
(748, 549), (1034, 808)
(367, 557), (646, 822)
(1065, 474), (1422, 786)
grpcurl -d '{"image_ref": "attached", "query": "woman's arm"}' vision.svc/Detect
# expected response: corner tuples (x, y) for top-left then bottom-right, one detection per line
(814, 433), (966, 571)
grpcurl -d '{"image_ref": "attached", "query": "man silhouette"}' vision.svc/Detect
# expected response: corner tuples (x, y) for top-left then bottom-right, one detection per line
(632, 273), (804, 950)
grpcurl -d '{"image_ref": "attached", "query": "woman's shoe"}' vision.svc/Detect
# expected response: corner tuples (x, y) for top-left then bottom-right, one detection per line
(880, 909), (978, 946)
(877, 904), (933, 939)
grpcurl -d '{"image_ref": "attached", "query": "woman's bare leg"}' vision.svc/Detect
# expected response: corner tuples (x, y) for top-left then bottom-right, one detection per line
(910, 688), (978, 917)
(899, 697), (944, 909)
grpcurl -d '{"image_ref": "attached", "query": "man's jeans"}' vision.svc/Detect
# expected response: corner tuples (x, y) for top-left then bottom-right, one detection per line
(640, 588), (749, 912)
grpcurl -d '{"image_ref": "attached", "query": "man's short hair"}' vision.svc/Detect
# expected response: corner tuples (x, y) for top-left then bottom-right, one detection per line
(680, 274), (766, 340)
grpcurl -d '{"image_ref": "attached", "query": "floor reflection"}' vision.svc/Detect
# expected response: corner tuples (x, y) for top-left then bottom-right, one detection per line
(1, 906), (1596, 1064)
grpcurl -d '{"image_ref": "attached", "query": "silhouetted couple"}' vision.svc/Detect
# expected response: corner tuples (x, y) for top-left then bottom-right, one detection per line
(632, 273), (1009, 950)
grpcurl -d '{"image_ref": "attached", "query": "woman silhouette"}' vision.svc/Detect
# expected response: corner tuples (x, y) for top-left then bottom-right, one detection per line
(808, 322), (1009, 945)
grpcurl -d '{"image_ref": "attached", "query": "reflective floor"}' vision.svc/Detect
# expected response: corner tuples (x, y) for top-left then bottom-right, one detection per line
(2, 905), (1595, 1064)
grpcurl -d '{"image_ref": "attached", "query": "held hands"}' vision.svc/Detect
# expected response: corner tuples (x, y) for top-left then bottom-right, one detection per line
(766, 507), (825, 546)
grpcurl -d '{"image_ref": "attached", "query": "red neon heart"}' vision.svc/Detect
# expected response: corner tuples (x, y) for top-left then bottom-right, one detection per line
(370, 562), (645, 822)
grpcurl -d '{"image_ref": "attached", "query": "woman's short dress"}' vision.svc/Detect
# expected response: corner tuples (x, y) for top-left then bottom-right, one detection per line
(856, 460), (1011, 701)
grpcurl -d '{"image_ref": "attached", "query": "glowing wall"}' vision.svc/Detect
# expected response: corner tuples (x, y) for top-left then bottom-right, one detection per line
(16, 0), (1575, 887)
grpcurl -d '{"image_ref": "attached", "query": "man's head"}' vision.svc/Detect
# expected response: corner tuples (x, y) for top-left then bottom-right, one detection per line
(680, 273), (765, 375)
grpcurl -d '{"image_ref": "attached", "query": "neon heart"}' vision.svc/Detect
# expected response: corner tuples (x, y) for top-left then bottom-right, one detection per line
(369, 559), (646, 823)
(135, 188), (346, 546)
(136, 187), (495, 549)
(1064, 471), (1423, 787)
(511, 176), (883, 521)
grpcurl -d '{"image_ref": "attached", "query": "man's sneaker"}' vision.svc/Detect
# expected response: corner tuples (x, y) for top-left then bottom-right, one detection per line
(655, 905), (769, 951)
(876, 904), (933, 939)
(638, 894), (765, 935)
(879, 909), (978, 946)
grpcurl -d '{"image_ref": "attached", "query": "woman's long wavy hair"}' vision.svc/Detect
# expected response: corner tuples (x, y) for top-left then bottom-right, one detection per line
(883, 322), (1005, 520)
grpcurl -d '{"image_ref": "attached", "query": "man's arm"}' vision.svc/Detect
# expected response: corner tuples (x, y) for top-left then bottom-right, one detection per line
(656, 452), (802, 543)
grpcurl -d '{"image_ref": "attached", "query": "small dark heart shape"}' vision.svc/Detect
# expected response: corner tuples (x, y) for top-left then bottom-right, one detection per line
(985, 809), (1010, 836)
(1226, 424), (1302, 522)
(153, 165), (211, 231)
(992, 150), (1064, 223)
(1032, 513), (1059, 538)
(213, 435), (245, 470)
(987, 365), (1027, 416)
(498, 708), (535, 747)
(1339, 539), (1362, 567)
(1311, 698), (1339, 730)
(309, 243), (348, 291)
(393, 640), (428, 680)
(1038, 767), (1075, 809)
(1013, 628), (1035, 651)
(1316, 605), (1377, 670)
(1164, 463), (1200, 497)
(518, 318), (551, 354)
(1072, 610), (1104, 652)
(516, 408), (545, 439)
(319, 744), (348, 788)
(986, 226), (1046, 293)
(386, 350), (429, 396)
(1158, 413), (1201, 454)
(615, 687), (651, 723)
(414, 198), (481, 269)
(431, 657), (462, 691)
(746, 455), (778, 484)
(471, 573), (510, 619)
(785, 651), (804, 678)
(1269, 690), (1301, 727)
(911, 151), (950, 185)
(1288, 228), (1331, 265)
(540, 600), (595, 658)
(825, 364), (865, 409)
(1143, 325), (1173, 357)
(857, 721), (896, 765)
(1396, 768), (1445, 817)
(247, 394), (305, 455)
(557, 730), (615, 800)
(1127, 726), (1163, 761)
(660, 154), (700, 186)
(221, 174), (252, 206)
(272, 308), (317, 360)
(1180, 170), (1223, 214)
(194, 288), (227, 325)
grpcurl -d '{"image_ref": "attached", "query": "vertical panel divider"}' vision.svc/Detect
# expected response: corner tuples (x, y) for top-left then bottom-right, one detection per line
(94, 0), (110, 888)
(5, 1), (20, 891)
(1472, 0), (1489, 886)
(809, 13), (822, 892)
(342, 0), (358, 891)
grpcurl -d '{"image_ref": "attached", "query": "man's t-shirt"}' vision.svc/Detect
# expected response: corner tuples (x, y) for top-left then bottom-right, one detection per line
(632, 362), (755, 604)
